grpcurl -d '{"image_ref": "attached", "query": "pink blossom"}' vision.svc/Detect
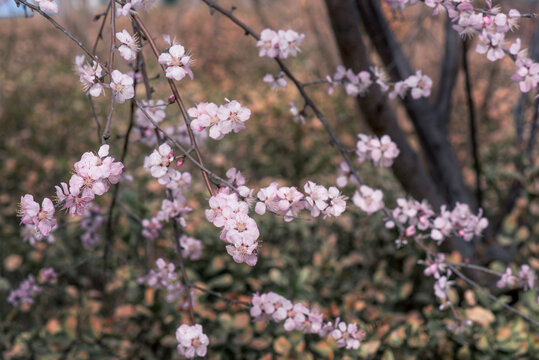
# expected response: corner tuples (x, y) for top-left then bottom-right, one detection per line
(18, 195), (57, 236)
(116, 29), (139, 61)
(35, 0), (58, 14)
(404, 70), (433, 99)
(255, 182), (281, 215)
(336, 161), (359, 188)
(289, 102), (305, 124)
(138, 258), (188, 302)
(144, 143), (174, 179)
(76, 57), (104, 97)
(518, 265), (535, 291)
(497, 267), (517, 288)
(330, 321), (365, 349)
(356, 134), (399, 167)
(110, 70), (134, 103)
(511, 54), (539, 93)
(225, 233), (258, 266)
(142, 217), (162, 240)
(277, 29), (305, 58)
(256, 29), (280, 58)
(332, 66), (372, 96)
(21, 224), (55, 245)
(8, 275), (42, 307)
(39, 267), (57, 284)
(434, 276), (454, 304)
(476, 30), (505, 62)
(352, 185), (384, 215)
(206, 189), (249, 227)
(284, 302), (310, 331)
(423, 254), (447, 279)
(158, 44), (193, 81)
(323, 186), (348, 218)
(223, 212), (260, 243)
(263, 72), (287, 89)
(176, 324), (209, 358)
(179, 235), (203, 260)
(80, 205), (104, 249)
(218, 100), (251, 134)
(371, 66), (390, 92)
(304, 181), (329, 217)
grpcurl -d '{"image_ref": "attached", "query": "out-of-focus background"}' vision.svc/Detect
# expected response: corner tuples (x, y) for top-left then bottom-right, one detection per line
(1, 0), (538, 358)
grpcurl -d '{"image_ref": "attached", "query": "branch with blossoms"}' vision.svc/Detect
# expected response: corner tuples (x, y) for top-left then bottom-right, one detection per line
(198, 0), (538, 327)
(7, 0), (539, 358)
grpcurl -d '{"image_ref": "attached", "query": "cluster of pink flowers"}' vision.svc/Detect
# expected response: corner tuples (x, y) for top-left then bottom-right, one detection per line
(158, 36), (193, 81)
(18, 195), (57, 238)
(8, 275), (42, 307)
(55, 144), (124, 217)
(141, 217), (162, 240)
(110, 70), (135, 104)
(179, 235), (203, 261)
(80, 205), (105, 250)
(138, 258), (187, 302)
(255, 181), (347, 221)
(251, 292), (365, 349)
(116, 29), (140, 62)
(328, 65), (372, 97)
(206, 185), (259, 266)
(356, 133), (400, 168)
(385, 198), (488, 245)
(74, 56), (104, 97)
(288, 102), (305, 124)
(176, 324), (209, 358)
(256, 29), (305, 59)
(144, 143), (175, 181)
(389, 70), (433, 100)
(21, 223), (55, 245)
(188, 100), (251, 140)
(420, 254), (455, 308)
(430, 203), (488, 243)
(352, 185), (385, 215)
(385, 2), (536, 93)
(497, 264), (536, 290)
(142, 143), (193, 235)
(155, 193), (192, 227)
(336, 161), (360, 188)
(327, 65), (432, 100)
(8, 268), (56, 308)
(74, 56), (134, 102)
(263, 72), (288, 89)
(303, 181), (348, 218)
(510, 39), (539, 93)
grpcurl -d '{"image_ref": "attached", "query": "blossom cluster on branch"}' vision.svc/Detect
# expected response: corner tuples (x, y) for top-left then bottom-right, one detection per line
(251, 292), (366, 350)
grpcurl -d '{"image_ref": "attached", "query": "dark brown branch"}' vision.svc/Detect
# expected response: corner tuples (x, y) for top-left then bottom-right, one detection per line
(435, 15), (460, 126)
(462, 41), (483, 208)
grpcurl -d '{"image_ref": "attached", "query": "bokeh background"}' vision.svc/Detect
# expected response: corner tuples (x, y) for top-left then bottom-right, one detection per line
(1, 0), (538, 358)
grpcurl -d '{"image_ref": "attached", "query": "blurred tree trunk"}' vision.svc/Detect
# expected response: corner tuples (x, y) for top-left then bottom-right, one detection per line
(324, 0), (514, 265)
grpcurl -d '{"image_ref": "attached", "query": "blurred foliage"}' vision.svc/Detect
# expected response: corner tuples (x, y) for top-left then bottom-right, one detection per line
(1, 1), (538, 359)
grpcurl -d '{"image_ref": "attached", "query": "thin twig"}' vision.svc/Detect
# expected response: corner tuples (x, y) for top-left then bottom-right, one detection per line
(92, 2), (111, 54)
(102, 0), (117, 142)
(131, 14), (215, 197)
